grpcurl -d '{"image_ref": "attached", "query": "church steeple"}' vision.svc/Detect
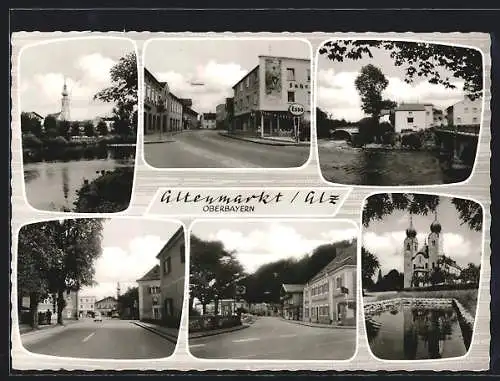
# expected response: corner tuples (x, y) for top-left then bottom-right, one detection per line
(60, 77), (70, 121)
(406, 214), (417, 238)
(430, 210), (442, 234)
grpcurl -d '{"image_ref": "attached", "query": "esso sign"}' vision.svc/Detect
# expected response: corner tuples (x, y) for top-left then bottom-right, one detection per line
(288, 103), (305, 116)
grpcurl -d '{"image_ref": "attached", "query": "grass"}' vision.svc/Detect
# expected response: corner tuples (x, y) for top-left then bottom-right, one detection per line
(371, 289), (478, 316)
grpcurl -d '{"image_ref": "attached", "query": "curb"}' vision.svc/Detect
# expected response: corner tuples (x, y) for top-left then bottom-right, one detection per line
(143, 139), (176, 144)
(132, 322), (178, 344)
(219, 133), (309, 147)
(280, 319), (356, 330)
(189, 324), (250, 339)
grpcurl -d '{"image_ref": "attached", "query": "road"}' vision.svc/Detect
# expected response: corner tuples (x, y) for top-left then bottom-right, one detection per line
(189, 316), (356, 360)
(144, 130), (310, 168)
(22, 318), (176, 359)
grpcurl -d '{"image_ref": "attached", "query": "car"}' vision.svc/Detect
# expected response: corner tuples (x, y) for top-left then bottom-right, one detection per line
(94, 313), (103, 322)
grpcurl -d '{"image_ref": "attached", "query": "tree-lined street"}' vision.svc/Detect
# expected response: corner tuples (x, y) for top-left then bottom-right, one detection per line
(144, 130), (310, 168)
(189, 316), (355, 360)
(23, 318), (175, 359)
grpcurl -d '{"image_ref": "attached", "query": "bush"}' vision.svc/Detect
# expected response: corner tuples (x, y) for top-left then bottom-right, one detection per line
(382, 131), (396, 146)
(23, 133), (43, 149)
(189, 315), (242, 332)
(44, 136), (69, 146)
(401, 133), (422, 150)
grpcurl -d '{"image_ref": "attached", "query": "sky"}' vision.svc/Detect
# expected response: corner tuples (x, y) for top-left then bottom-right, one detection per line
(79, 219), (182, 301)
(145, 39), (311, 113)
(19, 38), (136, 120)
(316, 41), (477, 122)
(362, 196), (483, 278)
(190, 220), (358, 274)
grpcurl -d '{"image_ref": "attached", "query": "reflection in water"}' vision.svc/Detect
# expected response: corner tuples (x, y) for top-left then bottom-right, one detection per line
(24, 147), (135, 211)
(320, 147), (471, 186)
(366, 304), (467, 360)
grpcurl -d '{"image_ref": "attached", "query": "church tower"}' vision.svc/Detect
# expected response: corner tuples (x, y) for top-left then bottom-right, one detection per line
(427, 211), (442, 271)
(60, 77), (70, 121)
(404, 215), (418, 288)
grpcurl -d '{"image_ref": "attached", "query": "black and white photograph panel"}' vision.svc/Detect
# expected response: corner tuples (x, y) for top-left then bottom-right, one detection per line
(188, 219), (358, 360)
(316, 40), (483, 186)
(143, 38), (312, 169)
(20, 38), (138, 212)
(361, 193), (483, 360)
(16, 218), (185, 360)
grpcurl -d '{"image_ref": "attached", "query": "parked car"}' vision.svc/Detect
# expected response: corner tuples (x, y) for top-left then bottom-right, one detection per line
(94, 312), (103, 322)
(111, 311), (120, 319)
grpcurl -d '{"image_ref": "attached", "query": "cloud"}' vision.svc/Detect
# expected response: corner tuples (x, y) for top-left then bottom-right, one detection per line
(156, 60), (248, 113)
(317, 68), (467, 122)
(21, 53), (118, 120)
(80, 235), (166, 300)
(363, 230), (477, 276)
(207, 224), (357, 274)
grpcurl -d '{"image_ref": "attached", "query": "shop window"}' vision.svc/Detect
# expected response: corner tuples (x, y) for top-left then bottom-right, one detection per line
(286, 68), (295, 81)
(288, 91), (295, 102)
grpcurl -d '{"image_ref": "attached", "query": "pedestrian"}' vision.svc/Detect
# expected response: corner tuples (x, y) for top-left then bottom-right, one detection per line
(46, 309), (52, 325)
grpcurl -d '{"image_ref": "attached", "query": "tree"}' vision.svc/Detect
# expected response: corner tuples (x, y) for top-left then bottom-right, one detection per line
(58, 120), (71, 140)
(43, 115), (58, 135)
(83, 121), (95, 137)
(94, 52), (137, 135)
(362, 193), (483, 232)
(73, 167), (134, 213)
(361, 247), (380, 291)
(460, 263), (481, 284)
(70, 122), (81, 137)
(319, 40), (482, 99)
(21, 112), (43, 137)
(430, 267), (445, 286)
(377, 269), (383, 285)
(97, 120), (108, 136)
(118, 286), (139, 319)
(354, 64), (389, 121)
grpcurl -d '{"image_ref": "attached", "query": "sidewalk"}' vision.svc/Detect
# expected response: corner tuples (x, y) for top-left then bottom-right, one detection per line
(280, 318), (356, 329)
(132, 321), (179, 343)
(219, 132), (309, 147)
(18, 319), (81, 345)
(189, 324), (250, 339)
(143, 131), (182, 144)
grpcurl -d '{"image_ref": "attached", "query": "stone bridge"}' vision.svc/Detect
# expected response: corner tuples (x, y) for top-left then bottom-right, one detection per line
(434, 125), (480, 168)
(330, 127), (359, 141)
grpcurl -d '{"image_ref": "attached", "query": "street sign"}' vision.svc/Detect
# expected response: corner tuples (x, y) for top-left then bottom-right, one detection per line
(288, 103), (305, 116)
(236, 285), (246, 295)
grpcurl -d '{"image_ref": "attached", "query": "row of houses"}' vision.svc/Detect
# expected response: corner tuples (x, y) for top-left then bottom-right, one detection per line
(280, 243), (357, 326)
(214, 55), (311, 137)
(382, 96), (482, 133)
(136, 227), (186, 324)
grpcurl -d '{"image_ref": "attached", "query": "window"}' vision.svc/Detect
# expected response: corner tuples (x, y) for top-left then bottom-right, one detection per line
(180, 244), (185, 263)
(408, 111), (413, 115)
(307, 69), (311, 81)
(246, 76), (250, 87)
(457, 117), (462, 122)
(286, 68), (295, 81)
(336, 276), (343, 289)
(164, 256), (171, 275)
(288, 91), (295, 102)
(414, 264), (416, 269)
(407, 243), (410, 251)
(464, 107), (469, 113)
(473, 107), (478, 112)
(472, 117), (478, 123)
(407, 117), (414, 123)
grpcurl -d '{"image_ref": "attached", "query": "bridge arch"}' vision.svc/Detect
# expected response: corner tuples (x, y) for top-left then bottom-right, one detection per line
(331, 129), (353, 142)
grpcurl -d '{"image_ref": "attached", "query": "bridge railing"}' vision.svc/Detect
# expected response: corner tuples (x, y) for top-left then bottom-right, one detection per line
(435, 124), (480, 135)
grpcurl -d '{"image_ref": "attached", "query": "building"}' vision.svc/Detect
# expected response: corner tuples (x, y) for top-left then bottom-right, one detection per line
(303, 243), (357, 326)
(47, 79), (71, 122)
(95, 296), (118, 317)
(144, 68), (184, 135)
(403, 212), (462, 288)
(225, 97), (234, 131)
(25, 111), (44, 124)
(433, 108), (446, 127)
(200, 112), (216, 129)
(157, 227), (186, 325)
(232, 55), (311, 138)
(137, 264), (162, 321)
(180, 99), (199, 130)
(215, 103), (227, 129)
(446, 96), (482, 127)
(21, 290), (79, 322)
(280, 284), (304, 321)
(394, 103), (434, 133)
(78, 295), (96, 317)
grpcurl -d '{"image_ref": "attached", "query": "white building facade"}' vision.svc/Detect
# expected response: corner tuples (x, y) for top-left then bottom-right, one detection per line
(446, 96), (482, 126)
(394, 104), (430, 133)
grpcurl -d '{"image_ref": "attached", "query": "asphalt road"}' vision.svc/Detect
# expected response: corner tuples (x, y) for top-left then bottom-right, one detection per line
(144, 130), (310, 168)
(189, 316), (356, 360)
(22, 318), (176, 359)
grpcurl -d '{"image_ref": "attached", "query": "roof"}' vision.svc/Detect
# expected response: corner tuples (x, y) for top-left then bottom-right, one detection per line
(46, 112), (61, 119)
(137, 264), (161, 282)
(95, 296), (118, 304)
(232, 64), (260, 89)
(258, 54), (311, 62)
(144, 68), (165, 88)
(282, 284), (304, 293)
(308, 244), (356, 283)
(28, 111), (44, 119)
(156, 227), (185, 259)
(395, 104), (427, 112)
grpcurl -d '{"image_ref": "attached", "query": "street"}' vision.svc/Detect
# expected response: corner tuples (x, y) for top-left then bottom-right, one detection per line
(144, 130), (310, 168)
(22, 318), (176, 359)
(189, 316), (356, 360)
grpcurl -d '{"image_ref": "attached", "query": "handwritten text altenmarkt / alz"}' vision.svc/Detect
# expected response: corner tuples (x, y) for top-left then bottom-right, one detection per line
(160, 190), (285, 205)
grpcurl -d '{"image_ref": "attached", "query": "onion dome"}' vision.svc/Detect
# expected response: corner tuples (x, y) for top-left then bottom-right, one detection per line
(430, 211), (442, 233)
(62, 78), (69, 96)
(406, 214), (417, 238)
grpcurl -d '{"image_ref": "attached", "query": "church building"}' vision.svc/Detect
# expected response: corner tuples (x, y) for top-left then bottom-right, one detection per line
(46, 78), (71, 122)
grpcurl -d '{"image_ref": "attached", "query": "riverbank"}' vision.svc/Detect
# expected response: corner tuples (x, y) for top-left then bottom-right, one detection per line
(318, 139), (439, 153)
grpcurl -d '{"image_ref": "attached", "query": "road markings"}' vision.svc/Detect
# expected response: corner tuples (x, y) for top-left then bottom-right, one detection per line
(278, 334), (298, 338)
(232, 337), (260, 343)
(82, 332), (95, 342)
(189, 343), (206, 348)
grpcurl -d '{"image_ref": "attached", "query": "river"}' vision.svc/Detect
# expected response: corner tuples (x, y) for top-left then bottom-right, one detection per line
(318, 141), (472, 186)
(23, 146), (136, 211)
